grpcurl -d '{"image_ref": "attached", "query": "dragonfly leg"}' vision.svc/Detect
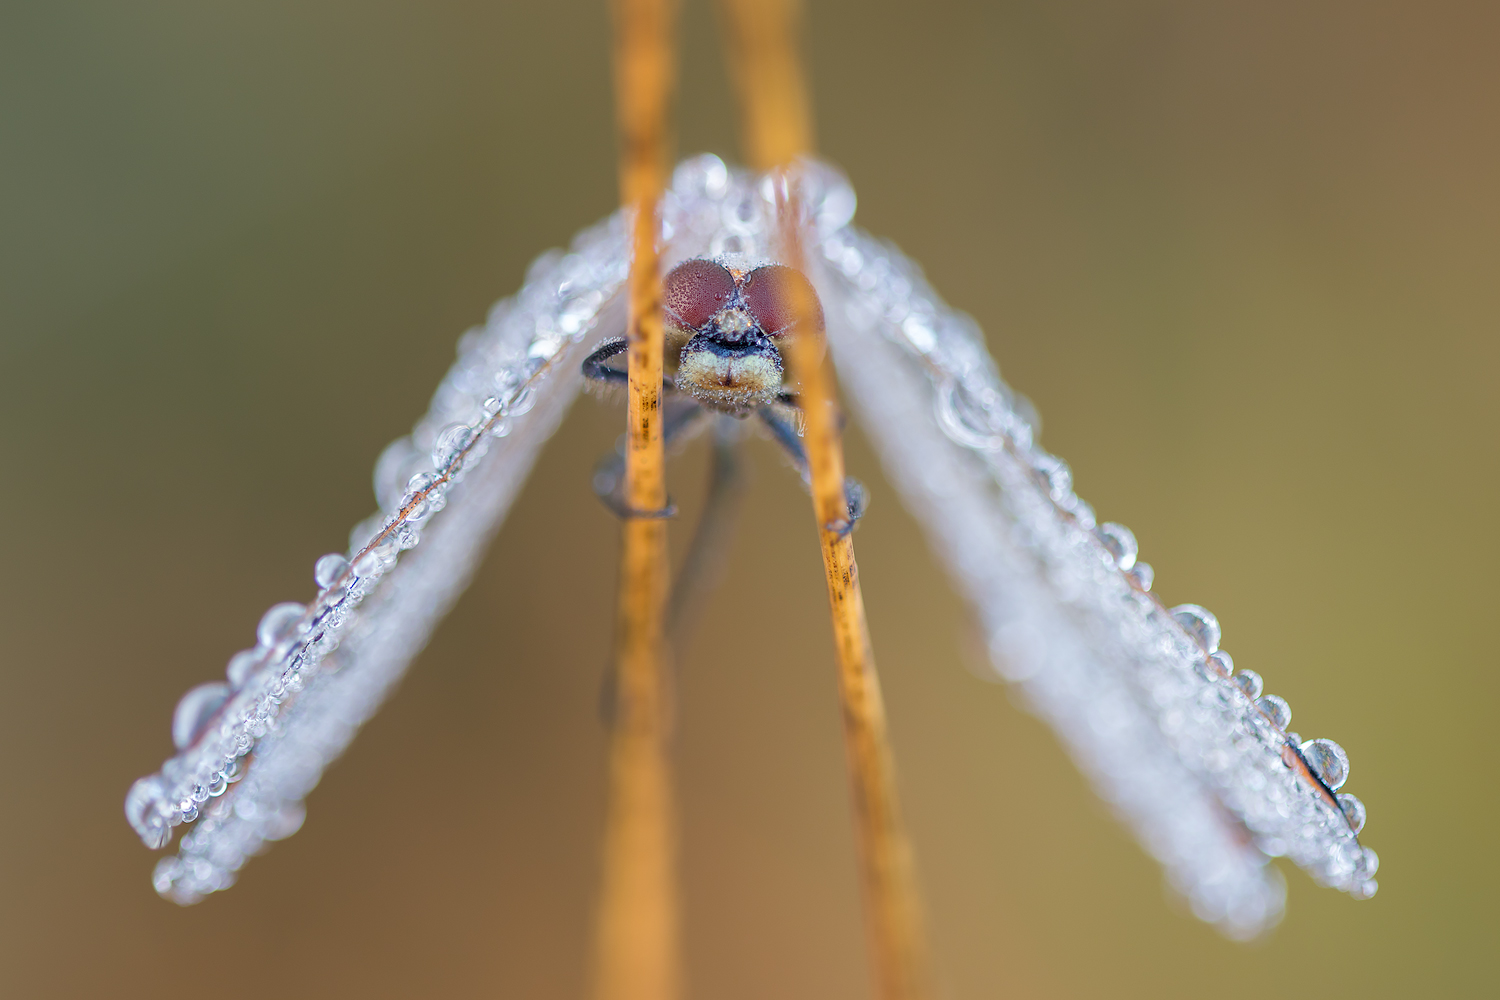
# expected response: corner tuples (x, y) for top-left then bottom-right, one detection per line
(590, 397), (706, 519)
(667, 416), (748, 644)
(582, 337), (630, 386)
(755, 403), (867, 531)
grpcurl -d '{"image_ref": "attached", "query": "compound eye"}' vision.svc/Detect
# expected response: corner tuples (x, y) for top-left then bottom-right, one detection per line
(742, 264), (823, 336)
(663, 259), (736, 330)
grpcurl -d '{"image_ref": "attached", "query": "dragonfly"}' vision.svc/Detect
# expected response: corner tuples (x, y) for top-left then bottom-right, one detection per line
(124, 0), (1377, 993)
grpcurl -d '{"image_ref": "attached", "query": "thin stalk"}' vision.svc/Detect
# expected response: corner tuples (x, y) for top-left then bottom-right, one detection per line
(719, 3), (935, 998)
(592, 1), (681, 999)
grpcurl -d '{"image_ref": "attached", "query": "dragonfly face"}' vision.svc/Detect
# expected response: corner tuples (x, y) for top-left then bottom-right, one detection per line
(580, 254), (864, 527)
(666, 258), (821, 415)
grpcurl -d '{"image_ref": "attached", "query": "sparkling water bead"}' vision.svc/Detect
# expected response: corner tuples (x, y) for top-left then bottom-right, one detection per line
(1032, 453), (1072, 503)
(256, 602), (308, 649)
(314, 553), (349, 590)
(1233, 670), (1264, 700)
(506, 385), (537, 415)
(1256, 694), (1292, 730)
(1300, 738), (1350, 790)
(125, 777), (172, 849)
(1209, 650), (1234, 677)
(431, 423), (476, 472)
(1361, 847), (1379, 877)
(1337, 792), (1367, 834)
(225, 650), (259, 688)
(1171, 604), (1222, 653)
(171, 683), (230, 750)
(352, 549), (385, 581)
(1128, 561), (1154, 591)
(1096, 522), (1138, 571)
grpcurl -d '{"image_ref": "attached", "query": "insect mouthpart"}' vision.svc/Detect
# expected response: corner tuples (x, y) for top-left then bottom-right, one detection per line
(675, 328), (784, 413)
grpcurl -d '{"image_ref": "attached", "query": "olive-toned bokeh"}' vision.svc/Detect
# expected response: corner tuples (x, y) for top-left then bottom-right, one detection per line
(2, 1), (1494, 996)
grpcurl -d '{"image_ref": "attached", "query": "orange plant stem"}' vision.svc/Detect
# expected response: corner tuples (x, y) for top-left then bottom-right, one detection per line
(592, 1), (680, 999)
(720, 3), (935, 998)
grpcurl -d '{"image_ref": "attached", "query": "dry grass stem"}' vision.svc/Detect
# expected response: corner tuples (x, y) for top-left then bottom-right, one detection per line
(592, 1), (681, 998)
(720, 2), (935, 997)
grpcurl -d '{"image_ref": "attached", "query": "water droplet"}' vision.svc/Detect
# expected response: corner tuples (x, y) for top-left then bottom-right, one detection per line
(225, 650), (259, 688)
(432, 423), (476, 472)
(1300, 738), (1350, 790)
(1096, 522), (1138, 571)
(934, 379), (1005, 450)
(1031, 453), (1072, 503)
(1360, 847), (1379, 878)
(352, 550), (385, 581)
(208, 771), (229, 797)
(1352, 879), (1378, 900)
(313, 553), (349, 590)
(1209, 650), (1234, 676)
(180, 801), (199, 824)
(265, 802), (306, 841)
(490, 416), (513, 438)
(1233, 670), (1263, 700)
(507, 385), (538, 415)
(125, 777), (172, 849)
(1129, 561), (1154, 591)
(1171, 605), (1221, 653)
(172, 683), (230, 750)
(405, 472), (439, 494)
(256, 603), (308, 650)
(153, 857), (182, 894)
(224, 758), (244, 783)
(1256, 694), (1292, 730)
(1336, 792), (1366, 833)
(398, 490), (430, 522)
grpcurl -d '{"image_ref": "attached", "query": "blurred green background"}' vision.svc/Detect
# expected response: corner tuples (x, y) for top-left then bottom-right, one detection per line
(1, 1), (1494, 996)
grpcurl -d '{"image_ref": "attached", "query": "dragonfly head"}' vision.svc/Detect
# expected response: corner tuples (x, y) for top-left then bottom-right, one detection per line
(664, 258), (822, 413)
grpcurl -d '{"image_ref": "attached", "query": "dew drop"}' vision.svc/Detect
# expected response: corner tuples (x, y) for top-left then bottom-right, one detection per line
(172, 683), (230, 750)
(1129, 561), (1154, 591)
(432, 423), (476, 472)
(1360, 846), (1379, 878)
(225, 650), (260, 688)
(1209, 650), (1234, 676)
(1300, 738), (1350, 790)
(256, 603), (308, 650)
(1170, 604), (1221, 653)
(1256, 694), (1292, 730)
(1031, 453), (1072, 502)
(1096, 522), (1138, 571)
(1337, 792), (1367, 833)
(125, 777), (172, 849)
(1233, 669), (1264, 700)
(208, 771), (229, 797)
(507, 385), (538, 416)
(180, 801), (199, 824)
(265, 802), (306, 841)
(313, 553), (349, 590)
(352, 550), (385, 581)
(1352, 879), (1378, 900)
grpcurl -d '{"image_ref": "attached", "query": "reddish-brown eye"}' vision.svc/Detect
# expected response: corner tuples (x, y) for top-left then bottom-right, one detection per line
(663, 259), (736, 329)
(741, 264), (823, 336)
